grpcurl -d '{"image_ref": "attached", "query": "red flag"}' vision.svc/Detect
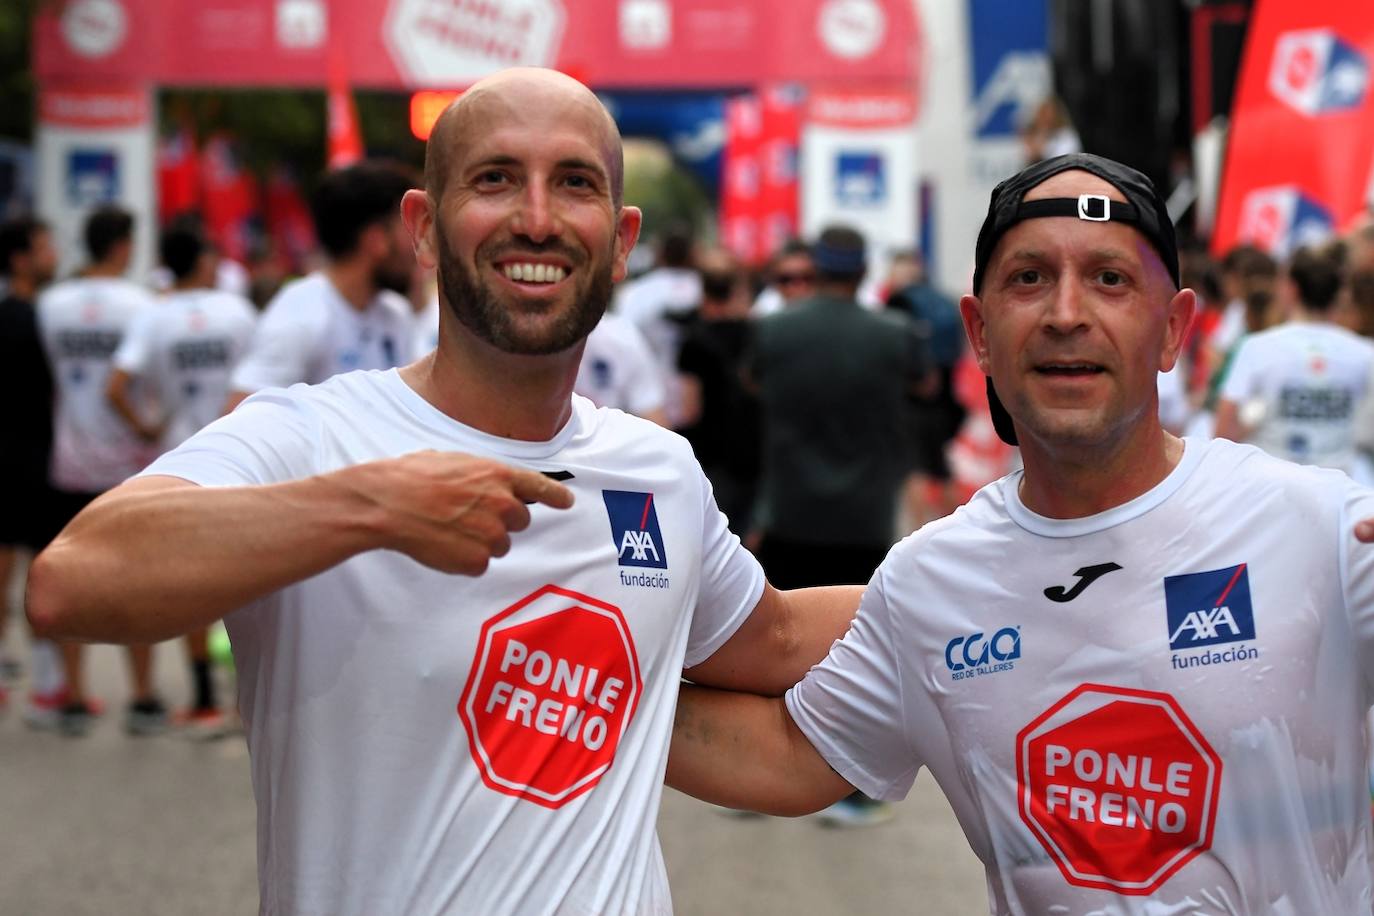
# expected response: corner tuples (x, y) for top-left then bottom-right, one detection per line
(264, 166), (316, 273)
(720, 94), (764, 264)
(1213, 3), (1374, 257)
(157, 127), (200, 223)
(201, 132), (258, 263)
(327, 55), (364, 170)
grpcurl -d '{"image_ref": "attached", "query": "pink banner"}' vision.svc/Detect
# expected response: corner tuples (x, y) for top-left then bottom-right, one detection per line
(37, 0), (919, 90)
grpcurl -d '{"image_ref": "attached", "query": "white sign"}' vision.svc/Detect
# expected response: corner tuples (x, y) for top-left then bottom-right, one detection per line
(620, 0), (671, 51)
(276, 0), (326, 50)
(384, 0), (565, 86)
(36, 88), (157, 280)
(801, 122), (917, 262)
(817, 0), (886, 61)
(61, 0), (128, 59)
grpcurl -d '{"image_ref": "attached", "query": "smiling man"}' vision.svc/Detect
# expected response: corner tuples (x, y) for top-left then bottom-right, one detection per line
(26, 68), (857, 915)
(669, 154), (1374, 913)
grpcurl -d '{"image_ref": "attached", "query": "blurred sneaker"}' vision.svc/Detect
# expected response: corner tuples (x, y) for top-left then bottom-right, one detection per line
(173, 705), (231, 740)
(816, 797), (894, 828)
(125, 697), (170, 736)
(59, 701), (98, 737)
(26, 688), (104, 730)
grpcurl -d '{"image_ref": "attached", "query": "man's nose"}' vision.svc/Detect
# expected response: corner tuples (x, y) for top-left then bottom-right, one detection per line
(1043, 277), (1090, 333)
(511, 183), (558, 243)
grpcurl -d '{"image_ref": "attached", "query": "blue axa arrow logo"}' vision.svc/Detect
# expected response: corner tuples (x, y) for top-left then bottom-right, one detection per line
(602, 490), (668, 570)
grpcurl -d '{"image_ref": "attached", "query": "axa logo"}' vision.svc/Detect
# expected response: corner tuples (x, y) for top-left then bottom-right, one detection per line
(945, 626), (1020, 680)
(1164, 564), (1255, 652)
(602, 490), (668, 570)
(1238, 186), (1333, 259)
(1269, 29), (1368, 116)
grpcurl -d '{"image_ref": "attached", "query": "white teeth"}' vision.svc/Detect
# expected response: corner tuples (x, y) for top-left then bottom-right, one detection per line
(502, 263), (566, 284)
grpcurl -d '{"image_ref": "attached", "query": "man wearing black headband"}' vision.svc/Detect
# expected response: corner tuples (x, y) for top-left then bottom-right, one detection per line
(670, 153), (1374, 911)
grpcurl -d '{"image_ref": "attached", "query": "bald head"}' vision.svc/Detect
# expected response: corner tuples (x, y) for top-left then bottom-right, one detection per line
(424, 67), (625, 207)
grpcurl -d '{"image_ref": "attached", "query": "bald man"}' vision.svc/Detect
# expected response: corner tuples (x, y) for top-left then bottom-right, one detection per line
(27, 68), (857, 916)
(669, 154), (1374, 912)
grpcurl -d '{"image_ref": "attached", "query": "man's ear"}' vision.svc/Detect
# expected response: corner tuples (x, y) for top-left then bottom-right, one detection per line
(401, 189), (438, 270)
(959, 294), (991, 373)
(611, 206), (643, 283)
(1159, 287), (1197, 372)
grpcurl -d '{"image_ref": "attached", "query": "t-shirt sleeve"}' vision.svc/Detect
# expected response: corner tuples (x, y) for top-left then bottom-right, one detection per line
(112, 306), (155, 374)
(138, 387), (321, 487)
(785, 562), (921, 801)
(1217, 337), (1257, 404)
(230, 296), (320, 393)
(682, 470), (766, 668)
(1338, 484), (1374, 702)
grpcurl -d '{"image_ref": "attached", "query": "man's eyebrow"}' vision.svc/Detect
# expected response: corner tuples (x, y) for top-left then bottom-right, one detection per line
(557, 157), (608, 178)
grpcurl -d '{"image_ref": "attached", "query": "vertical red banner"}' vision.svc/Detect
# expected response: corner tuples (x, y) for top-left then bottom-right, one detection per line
(720, 93), (763, 264)
(758, 84), (803, 259)
(1213, 2), (1374, 257)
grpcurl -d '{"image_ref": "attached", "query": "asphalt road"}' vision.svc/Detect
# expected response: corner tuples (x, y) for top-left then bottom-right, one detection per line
(1, 603), (986, 915)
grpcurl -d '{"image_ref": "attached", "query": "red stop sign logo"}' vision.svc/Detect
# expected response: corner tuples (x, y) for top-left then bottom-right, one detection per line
(1016, 684), (1222, 895)
(459, 585), (641, 808)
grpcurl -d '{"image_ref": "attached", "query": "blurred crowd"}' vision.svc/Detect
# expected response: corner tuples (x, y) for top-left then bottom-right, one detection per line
(5, 157), (1374, 781)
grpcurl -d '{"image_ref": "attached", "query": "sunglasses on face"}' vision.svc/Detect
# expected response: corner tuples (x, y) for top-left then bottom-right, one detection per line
(775, 272), (816, 287)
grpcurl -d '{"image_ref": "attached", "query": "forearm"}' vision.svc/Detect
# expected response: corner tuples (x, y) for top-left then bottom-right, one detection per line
(27, 472), (385, 643)
(668, 684), (852, 816)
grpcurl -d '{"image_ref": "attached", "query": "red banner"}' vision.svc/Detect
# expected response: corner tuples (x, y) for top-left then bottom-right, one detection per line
(1212, 3), (1374, 257)
(35, 0), (919, 91)
(720, 87), (802, 265)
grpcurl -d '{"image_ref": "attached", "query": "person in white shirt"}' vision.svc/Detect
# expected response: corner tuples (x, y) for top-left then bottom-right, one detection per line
(573, 310), (667, 423)
(613, 227), (700, 425)
(27, 68), (857, 916)
(35, 205), (164, 736)
(668, 153), (1374, 914)
(107, 219), (256, 726)
(1215, 244), (1374, 475)
(226, 160), (418, 408)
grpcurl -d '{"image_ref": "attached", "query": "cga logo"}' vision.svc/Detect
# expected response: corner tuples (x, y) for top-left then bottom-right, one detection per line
(1238, 186), (1333, 259)
(945, 626), (1020, 679)
(1269, 29), (1369, 116)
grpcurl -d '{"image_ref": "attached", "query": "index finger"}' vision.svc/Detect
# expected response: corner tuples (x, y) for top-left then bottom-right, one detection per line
(511, 469), (575, 510)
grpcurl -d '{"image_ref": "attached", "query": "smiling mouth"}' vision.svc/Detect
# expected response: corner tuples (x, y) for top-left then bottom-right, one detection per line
(499, 262), (568, 284)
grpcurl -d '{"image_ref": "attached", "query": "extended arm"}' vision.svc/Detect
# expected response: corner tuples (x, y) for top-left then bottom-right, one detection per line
(26, 452), (573, 644)
(667, 684), (853, 816)
(682, 582), (861, 696)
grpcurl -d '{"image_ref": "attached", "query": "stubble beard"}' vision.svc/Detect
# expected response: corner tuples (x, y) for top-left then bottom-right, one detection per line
(436, 223), (614, 356)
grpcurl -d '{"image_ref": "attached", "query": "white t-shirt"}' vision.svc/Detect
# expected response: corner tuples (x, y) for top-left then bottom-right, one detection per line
(141, 370), (764, 916)
(37, 276), (157, 492)
(614, 267), (700, 426)
(1220, 321), (1374, 472)
(113, 288), (257, 451)
(231, 272), (414, 393)
(788, 437), (1374, 914)
(575, 313), (666, 417)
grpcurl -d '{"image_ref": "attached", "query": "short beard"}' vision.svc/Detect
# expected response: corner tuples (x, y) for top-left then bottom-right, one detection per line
(436, 223), (613, 356)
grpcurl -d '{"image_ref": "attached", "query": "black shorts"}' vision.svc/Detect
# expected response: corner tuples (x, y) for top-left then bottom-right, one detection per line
(5, 486), (101, 552)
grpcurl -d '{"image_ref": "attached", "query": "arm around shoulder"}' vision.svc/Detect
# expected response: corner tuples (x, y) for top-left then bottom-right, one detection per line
(667, 683), (853, 816)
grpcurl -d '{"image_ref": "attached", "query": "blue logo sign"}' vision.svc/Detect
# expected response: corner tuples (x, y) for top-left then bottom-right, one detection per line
(67, 149), (118, 207)
(1164, 564), (1255, 651)
(835, 152), (885, 207)
(944, 626), (1020, 680)
(602, 490), (668, 569)
(969, 0), (1050, 138)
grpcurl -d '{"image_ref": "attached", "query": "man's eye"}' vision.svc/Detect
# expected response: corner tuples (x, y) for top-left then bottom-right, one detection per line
(1099, 270), (1125, 286)
(564, 174), (593, 189)
(1013, 269), (1041, 284)
(477, 171), (508, 185)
